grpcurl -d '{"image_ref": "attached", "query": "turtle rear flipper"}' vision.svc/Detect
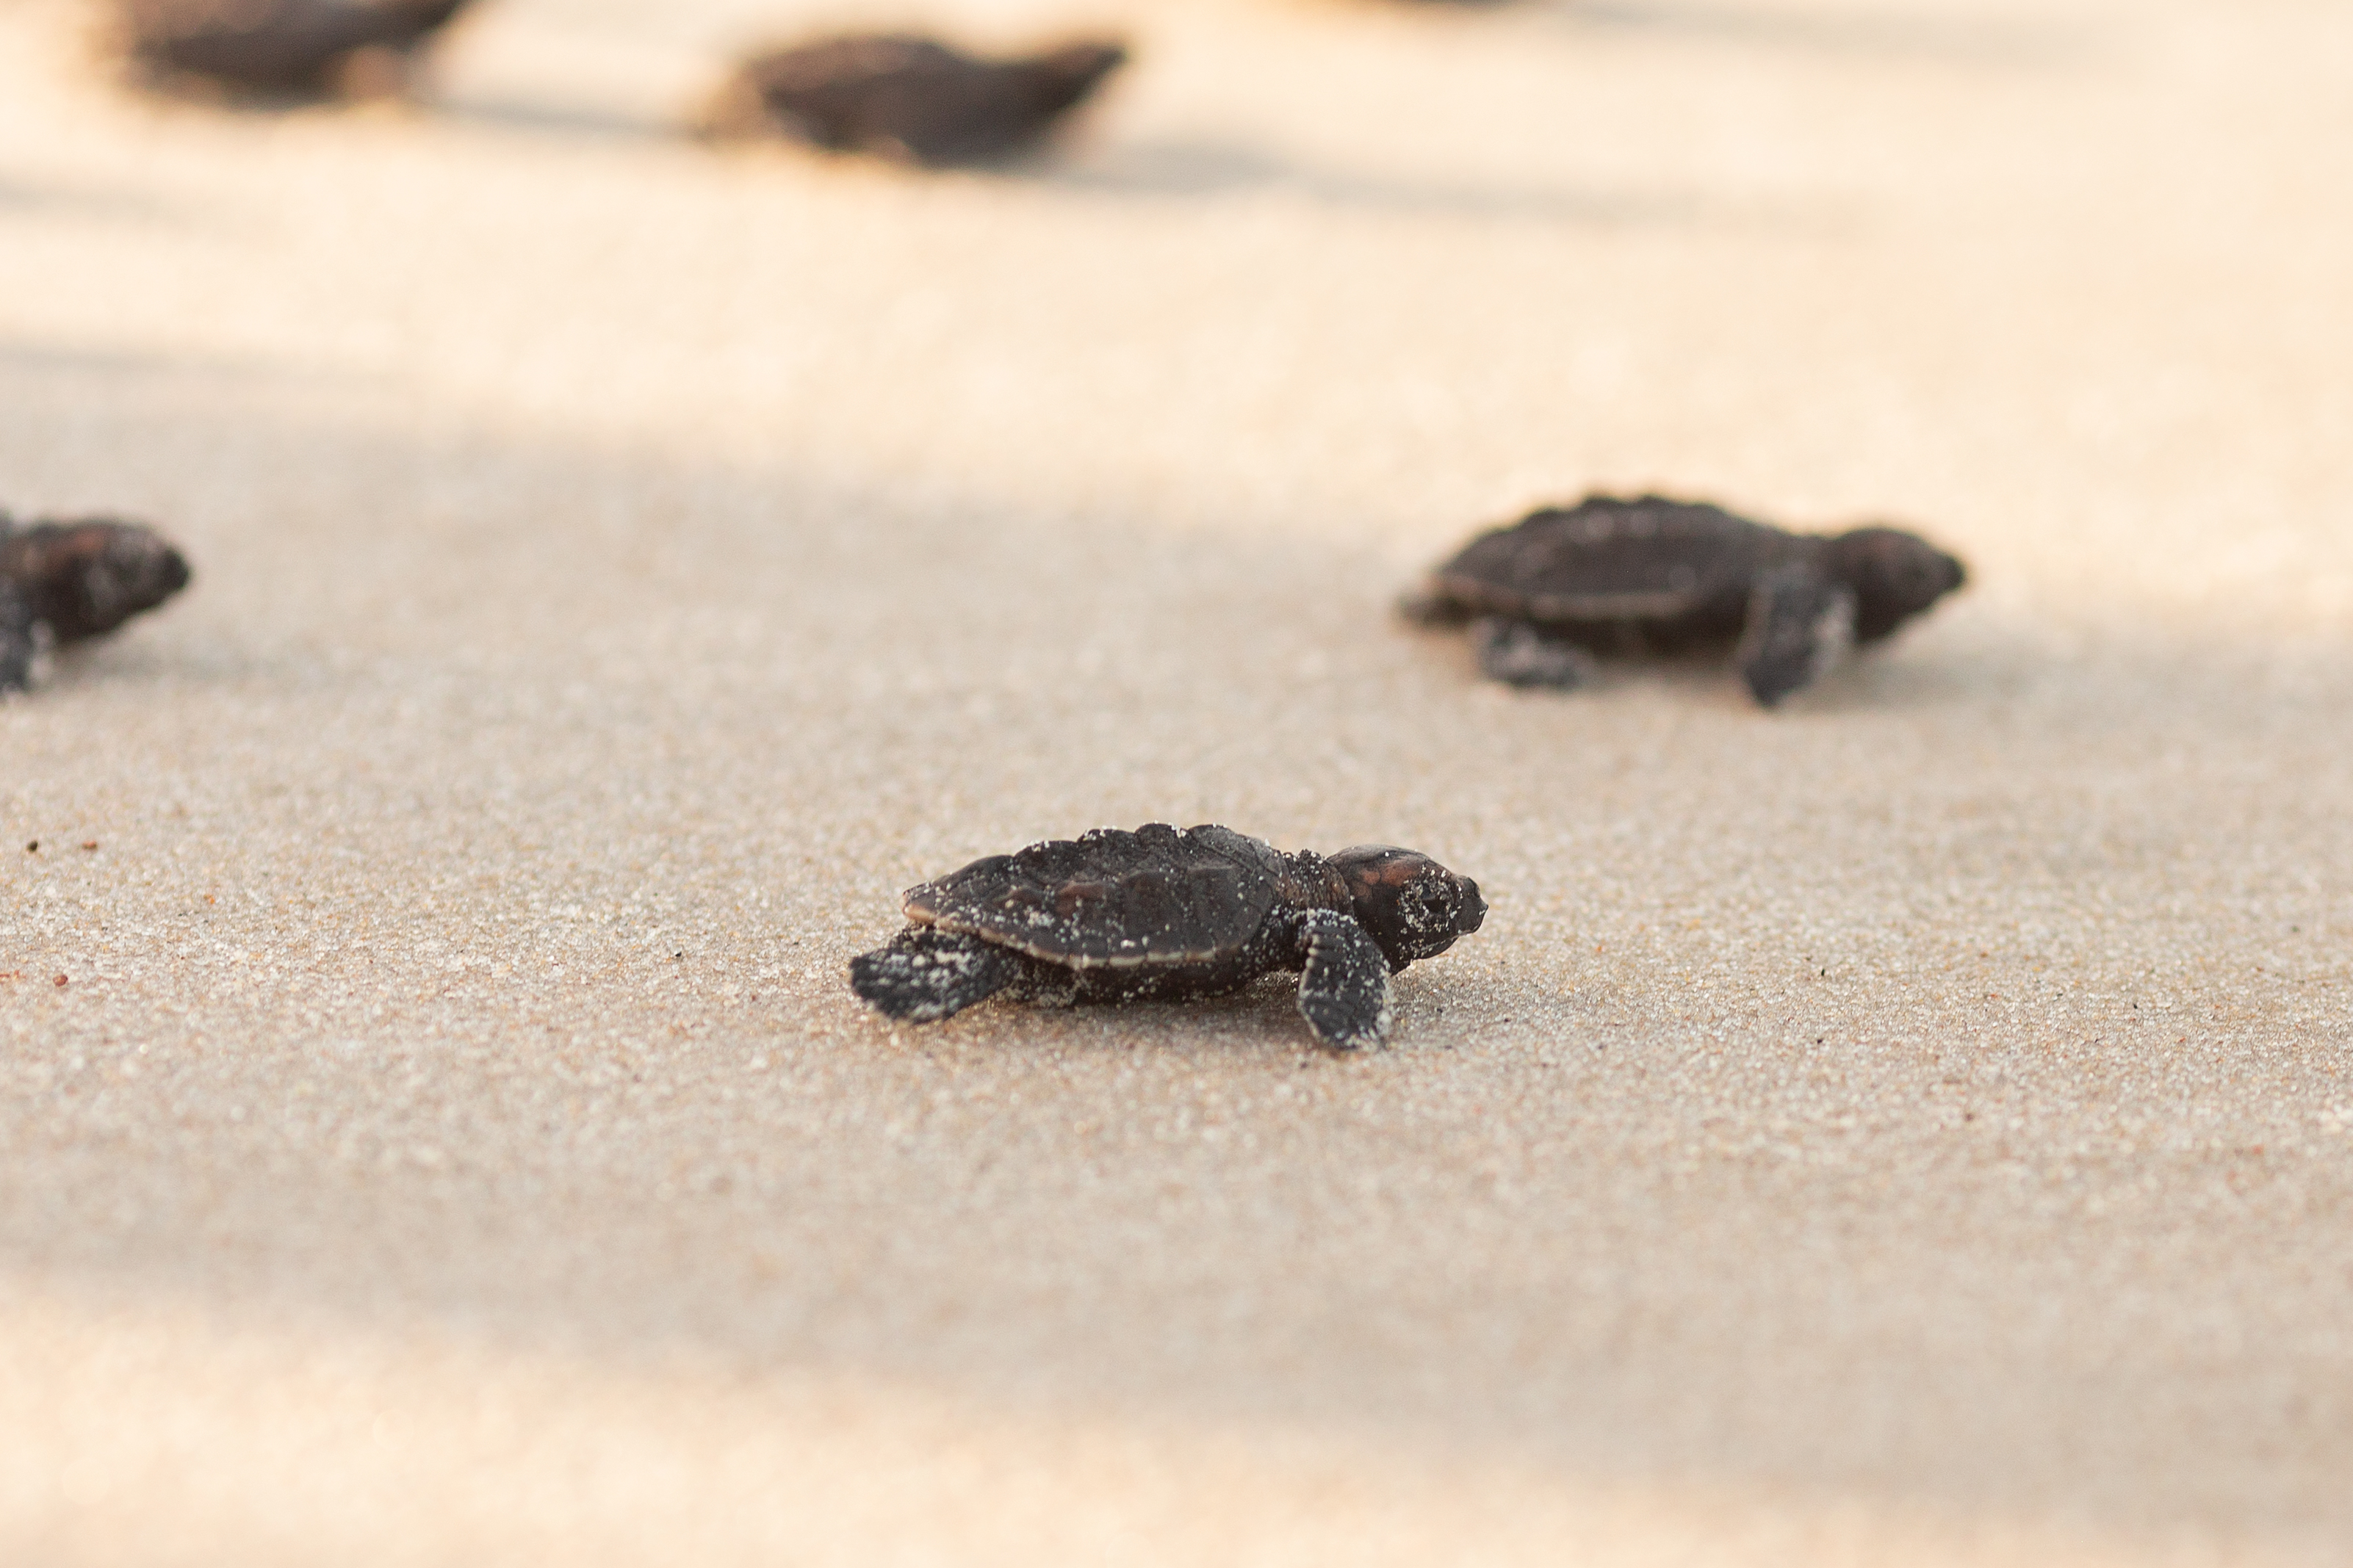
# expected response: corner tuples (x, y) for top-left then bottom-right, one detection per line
(1396, 584), (1471, 627)
(1474, 618), (1594, 690)
(1294, 910), (1392, 1051)
(851, 927), (1022, 1022)
(0, 582), (34, 693)
(1736, 565), (1855, 707)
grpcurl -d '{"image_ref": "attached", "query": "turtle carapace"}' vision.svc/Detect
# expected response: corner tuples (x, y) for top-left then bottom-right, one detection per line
(1404, 494), (1967, 707)
(0, 513), (192, 693)
(114, 0), (478, 98)
(700, 34), (1128, 165)
(850, 824), (1486, 1050)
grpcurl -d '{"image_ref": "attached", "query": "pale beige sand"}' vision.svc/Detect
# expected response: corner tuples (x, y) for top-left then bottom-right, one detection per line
(3, 0), (2350, 1561)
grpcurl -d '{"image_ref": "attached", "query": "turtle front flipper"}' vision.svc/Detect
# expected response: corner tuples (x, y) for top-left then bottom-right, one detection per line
(1735, 564), (1856, 707)
(1294, 910), (1393, 1051)
(850, 927), (1022, 1022)
(1474, 618), (1595, 690)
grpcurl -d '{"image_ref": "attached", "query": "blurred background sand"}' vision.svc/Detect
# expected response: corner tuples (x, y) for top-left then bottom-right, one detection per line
(2, 0), (2349, 1561)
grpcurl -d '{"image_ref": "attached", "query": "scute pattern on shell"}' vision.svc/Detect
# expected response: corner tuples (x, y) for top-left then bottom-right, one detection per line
(1435, 495), (1784, 620)
(904, 823), (1287, 970)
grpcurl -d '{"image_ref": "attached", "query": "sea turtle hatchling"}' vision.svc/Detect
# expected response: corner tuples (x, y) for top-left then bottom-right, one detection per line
(112, 0), (478, 98)
(1, 512), (192, 693)
(699, 34), (1128, 165)
(1403, 494), (1968, 707)
(851, 823), (1486, 1050)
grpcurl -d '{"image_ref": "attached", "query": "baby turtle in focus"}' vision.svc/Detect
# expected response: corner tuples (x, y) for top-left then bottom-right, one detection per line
(700, 34), (1128, 165)
(1, 512), (192, 693)
(851, 823), (1485, 1050)
(1403, 494), (1967, 707)
(112, 0), (478, 98)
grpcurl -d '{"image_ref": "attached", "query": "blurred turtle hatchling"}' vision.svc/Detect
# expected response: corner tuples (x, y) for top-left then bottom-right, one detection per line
(1403, 494), (1967, 707)
(111, 0), (478, 98)
(1, 512), (192, 693)
(700, 33), (1128, 165)
(851, 823), (1485, 1051)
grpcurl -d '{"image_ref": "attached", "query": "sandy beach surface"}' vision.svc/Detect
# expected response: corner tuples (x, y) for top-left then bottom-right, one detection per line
(4, 0), (2350, 1561)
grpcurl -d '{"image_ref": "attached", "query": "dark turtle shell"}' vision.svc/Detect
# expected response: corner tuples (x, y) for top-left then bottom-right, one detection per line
(706, 34), (1128, 165)
(1430, 494), (1801, 622)
(118, 0), (476, 94)
(903, 823), (1289, 970)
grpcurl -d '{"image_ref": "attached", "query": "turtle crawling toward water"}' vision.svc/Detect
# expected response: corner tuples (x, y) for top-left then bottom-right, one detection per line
(112, 0), (477, 99)
(1404, 494), (1967, 707)
(851, 823), (1485, 1050)
(700, 34), (1128, 165)
(1, 513), (192, 693)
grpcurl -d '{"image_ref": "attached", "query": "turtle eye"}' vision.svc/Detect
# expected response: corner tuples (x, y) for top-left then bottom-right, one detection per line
(1398, 883), (1452, 934)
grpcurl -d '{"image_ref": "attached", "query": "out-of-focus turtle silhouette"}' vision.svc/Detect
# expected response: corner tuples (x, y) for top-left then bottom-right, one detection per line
(0, 513), (192, 693)
(851, 823), (1486, 1050)
(1404, 494), (1967, 707)
(700, 34), (1128, 165)
(112, 0), (478, 98)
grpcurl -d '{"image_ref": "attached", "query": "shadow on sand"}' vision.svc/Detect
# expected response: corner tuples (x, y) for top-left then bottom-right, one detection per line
(1041, 137), (1842, 231)
(3, 351), (2347, 1553)
(1549, 0), (2102, 67)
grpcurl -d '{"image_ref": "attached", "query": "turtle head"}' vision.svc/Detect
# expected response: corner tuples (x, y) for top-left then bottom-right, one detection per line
(7, 519), (191, 644)
(1824, 527), (1967, 642)
(93, 523), (192, 615)
(1327, 845), (1486, 972)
